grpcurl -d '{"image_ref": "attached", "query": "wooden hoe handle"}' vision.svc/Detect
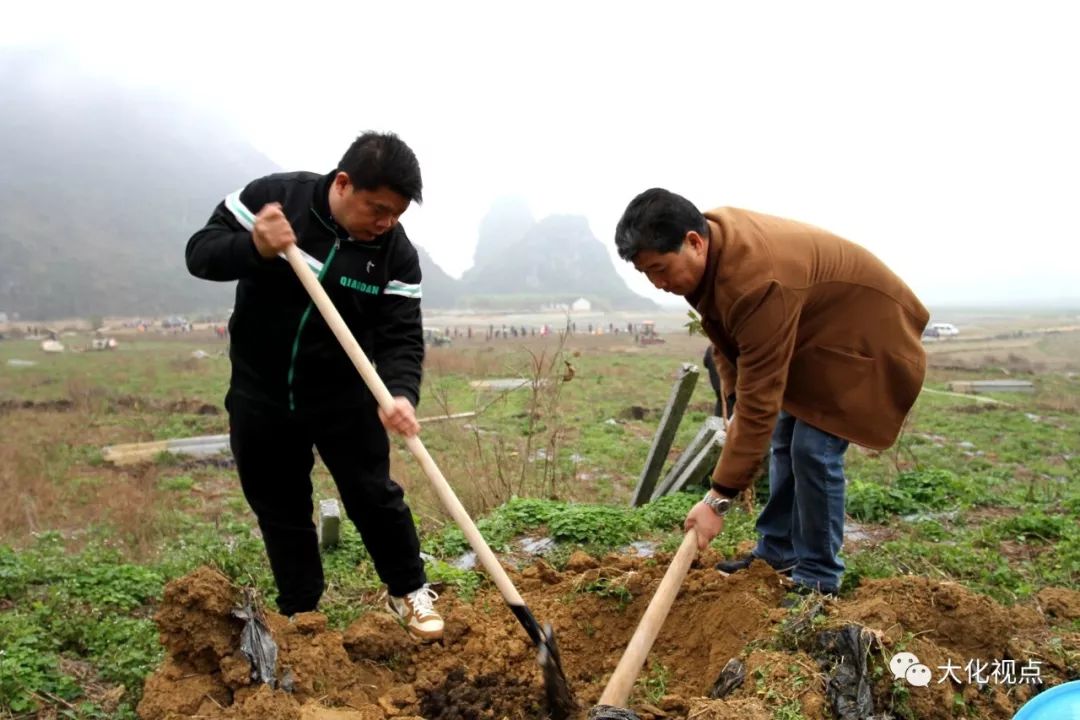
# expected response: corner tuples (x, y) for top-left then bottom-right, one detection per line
(597, 529), (699, 707)
(283, 245), (527, 607)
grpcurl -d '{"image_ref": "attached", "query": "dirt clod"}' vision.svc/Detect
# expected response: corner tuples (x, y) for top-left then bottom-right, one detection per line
(1036, 586), (1080, 621)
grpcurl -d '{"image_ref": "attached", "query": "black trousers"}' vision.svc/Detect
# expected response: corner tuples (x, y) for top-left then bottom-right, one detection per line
(702, 347), (736, 420)
(227, 394), (426, 615)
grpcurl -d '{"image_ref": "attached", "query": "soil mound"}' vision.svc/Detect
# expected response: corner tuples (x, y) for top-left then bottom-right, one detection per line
(138, 557), (1078, 720)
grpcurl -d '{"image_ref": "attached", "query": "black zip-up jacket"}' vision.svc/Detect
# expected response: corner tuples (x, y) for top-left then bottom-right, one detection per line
(186, 171), (424, 411)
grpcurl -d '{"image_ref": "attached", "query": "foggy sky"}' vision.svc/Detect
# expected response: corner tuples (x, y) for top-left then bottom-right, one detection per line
(4, 1), (1078, 307)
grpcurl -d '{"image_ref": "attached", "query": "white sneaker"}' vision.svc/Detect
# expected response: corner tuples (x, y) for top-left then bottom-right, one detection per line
(387, 585), (444, 642)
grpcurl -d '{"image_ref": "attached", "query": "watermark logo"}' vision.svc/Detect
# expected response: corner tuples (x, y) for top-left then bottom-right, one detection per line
(889, 652), (1043, 687)
(890, 652), (932, 686)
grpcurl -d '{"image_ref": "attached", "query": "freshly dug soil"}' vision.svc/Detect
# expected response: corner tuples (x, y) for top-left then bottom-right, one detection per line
(138, 556), (1080, 720)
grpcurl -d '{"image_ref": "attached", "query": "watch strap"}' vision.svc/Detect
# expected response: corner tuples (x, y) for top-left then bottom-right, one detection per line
(710, 482), (739, 498)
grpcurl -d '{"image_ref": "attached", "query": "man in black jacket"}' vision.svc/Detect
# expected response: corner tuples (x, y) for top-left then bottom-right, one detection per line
(187, 132), (442, 641)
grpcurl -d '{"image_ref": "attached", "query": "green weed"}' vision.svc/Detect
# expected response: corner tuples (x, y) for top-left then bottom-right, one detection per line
(159, 474), (195, 492)
(578, 576), (634, 609)
(995, 510), (1072, 542)
(0, 536), (164, 715)
(847, 468), (977, 522)
(548, 504), (644, 546)
(639, 661), (670, 704)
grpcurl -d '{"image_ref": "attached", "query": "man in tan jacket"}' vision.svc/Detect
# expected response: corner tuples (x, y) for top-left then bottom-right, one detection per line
(615, 188), (929, 596)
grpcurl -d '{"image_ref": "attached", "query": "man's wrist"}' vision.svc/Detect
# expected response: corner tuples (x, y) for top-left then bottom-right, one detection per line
(702, 491), (733, 516)
(710, 482), (740, 499)
(388, 388), (419, 408)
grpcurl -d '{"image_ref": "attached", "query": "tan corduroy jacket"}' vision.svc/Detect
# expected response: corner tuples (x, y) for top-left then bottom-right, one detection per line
(688, 208), (930, 491)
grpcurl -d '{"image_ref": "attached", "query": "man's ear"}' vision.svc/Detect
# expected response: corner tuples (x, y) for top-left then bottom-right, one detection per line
(333, 172), (351, 192)
(685, 230), (707, 255)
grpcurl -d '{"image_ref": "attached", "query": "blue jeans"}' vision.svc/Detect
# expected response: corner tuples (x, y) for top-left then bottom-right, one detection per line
(753, 411), (849, 593)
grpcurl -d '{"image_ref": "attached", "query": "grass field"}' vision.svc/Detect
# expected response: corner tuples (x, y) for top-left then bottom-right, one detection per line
(0, 316), (1077, 718)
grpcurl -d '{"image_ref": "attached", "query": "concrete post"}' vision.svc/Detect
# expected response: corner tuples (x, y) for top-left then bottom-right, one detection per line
(665, 427), (727, 496)
(318, 499), (341, 550)
(651, 415), (725, 500)
(630, 363), (700, 506)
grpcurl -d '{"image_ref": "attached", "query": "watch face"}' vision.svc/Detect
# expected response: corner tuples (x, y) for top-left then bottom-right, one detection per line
(706, 496), (731, 515)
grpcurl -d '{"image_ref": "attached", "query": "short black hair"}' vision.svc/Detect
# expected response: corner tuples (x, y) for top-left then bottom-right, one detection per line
(614, 188), (706, 261)
(338, 131), (423, 203)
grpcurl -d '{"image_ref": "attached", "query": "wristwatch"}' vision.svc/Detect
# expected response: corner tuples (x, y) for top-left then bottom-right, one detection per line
(702, 491), (733, 517)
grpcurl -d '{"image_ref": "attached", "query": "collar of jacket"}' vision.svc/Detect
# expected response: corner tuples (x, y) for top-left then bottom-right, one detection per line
(686, 215), (726, 313)
(310, 171), (350, 241)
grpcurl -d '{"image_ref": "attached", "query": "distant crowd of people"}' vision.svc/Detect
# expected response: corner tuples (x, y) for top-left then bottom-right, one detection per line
(422, 320), (650, 342)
